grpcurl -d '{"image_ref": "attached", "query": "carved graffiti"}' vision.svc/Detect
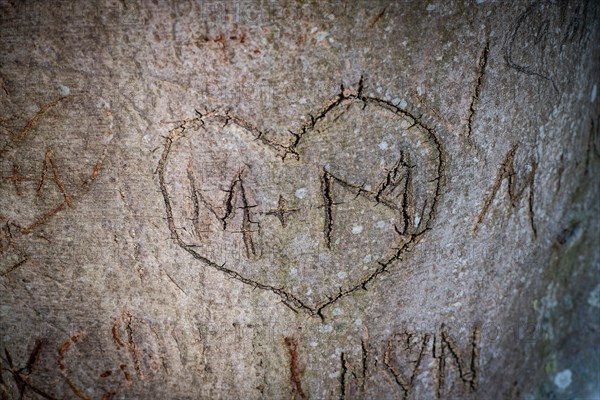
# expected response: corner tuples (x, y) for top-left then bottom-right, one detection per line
(157, 80), (446, 316)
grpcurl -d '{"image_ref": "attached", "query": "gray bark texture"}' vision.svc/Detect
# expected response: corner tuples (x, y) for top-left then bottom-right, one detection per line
(0, 0), (599, 399)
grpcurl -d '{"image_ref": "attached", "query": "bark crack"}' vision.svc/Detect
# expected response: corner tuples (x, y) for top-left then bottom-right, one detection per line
(321, 168), (335, 249)
(340, 352), (348, 400)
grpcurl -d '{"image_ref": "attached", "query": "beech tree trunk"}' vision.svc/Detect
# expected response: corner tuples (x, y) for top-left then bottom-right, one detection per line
(1, 1), (598, 399)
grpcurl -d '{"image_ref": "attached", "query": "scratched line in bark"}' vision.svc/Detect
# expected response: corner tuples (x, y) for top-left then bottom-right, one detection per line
(57, 333), (91, 400)
(473, 144), (537, 238)
(466, 39), (489, 144)
(332, 324), (480, 398)
(156, 80), (446, 318)
(284, 337), (306, 400)
(384, 332), (430, 400)
(504, 0), (591, 94)
(436, 325), (480, 397)
(110, 310), (168, 381)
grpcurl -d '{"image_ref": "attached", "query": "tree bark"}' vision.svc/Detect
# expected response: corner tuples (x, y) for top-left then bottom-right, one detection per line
(1, 1), (598, 399)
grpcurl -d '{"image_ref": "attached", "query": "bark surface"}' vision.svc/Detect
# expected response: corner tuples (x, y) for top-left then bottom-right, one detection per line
(0, 1), (598, 399)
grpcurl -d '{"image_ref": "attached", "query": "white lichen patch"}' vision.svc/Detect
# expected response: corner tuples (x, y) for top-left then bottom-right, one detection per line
(315, 31), (329, 42)
(414, 214), (421, 226)
(58, 84), (70, 96)
(295, 187), (307, 199)
(352, 224), (364, 234)
(588, 283), (600, 308)
(553, 369), (572, 390)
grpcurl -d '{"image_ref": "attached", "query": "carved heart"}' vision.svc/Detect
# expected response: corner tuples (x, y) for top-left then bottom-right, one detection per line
(157, 88), (444, 316)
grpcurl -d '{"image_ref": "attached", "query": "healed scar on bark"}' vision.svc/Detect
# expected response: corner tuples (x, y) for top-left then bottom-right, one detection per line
(57, 333), (91, 400)
(284, 337), (306, 400)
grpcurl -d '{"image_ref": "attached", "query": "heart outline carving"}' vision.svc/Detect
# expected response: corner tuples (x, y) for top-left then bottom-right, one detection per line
(157, 84), (445, 318)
